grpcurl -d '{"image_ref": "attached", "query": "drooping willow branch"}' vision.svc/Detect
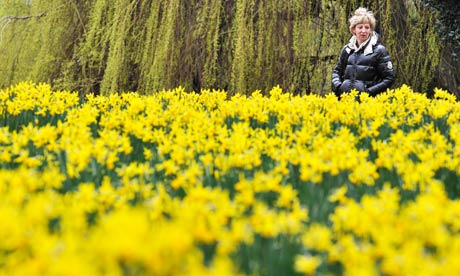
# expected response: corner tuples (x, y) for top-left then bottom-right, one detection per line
(0, 11), (47, 24)
(0, 11), (47, 42)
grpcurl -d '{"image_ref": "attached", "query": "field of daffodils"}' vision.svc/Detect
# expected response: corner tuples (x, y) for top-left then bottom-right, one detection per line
(1, 82), (460, 275)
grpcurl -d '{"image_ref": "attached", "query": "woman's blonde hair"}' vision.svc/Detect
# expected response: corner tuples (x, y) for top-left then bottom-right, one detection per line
(349, 7), (376, 32)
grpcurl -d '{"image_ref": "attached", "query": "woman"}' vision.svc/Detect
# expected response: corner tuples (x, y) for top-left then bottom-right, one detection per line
(332, 7), (395, 98)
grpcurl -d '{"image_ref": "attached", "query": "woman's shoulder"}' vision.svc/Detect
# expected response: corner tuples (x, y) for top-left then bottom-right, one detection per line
(373, 43), (389, 55)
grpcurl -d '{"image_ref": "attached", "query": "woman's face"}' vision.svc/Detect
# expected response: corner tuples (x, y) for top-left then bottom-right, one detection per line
(353, 23), (371, 45)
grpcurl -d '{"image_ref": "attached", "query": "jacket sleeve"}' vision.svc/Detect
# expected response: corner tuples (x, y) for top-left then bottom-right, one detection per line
(331, 47), (348, 96)
(367, 45), (395, 96)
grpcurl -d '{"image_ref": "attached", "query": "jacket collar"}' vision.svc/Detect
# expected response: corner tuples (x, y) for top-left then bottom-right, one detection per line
(345, 31), (378, 55)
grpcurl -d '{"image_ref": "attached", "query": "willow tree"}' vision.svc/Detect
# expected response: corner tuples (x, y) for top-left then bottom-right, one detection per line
(77, 0), (229, 94)
(0, 0), (91, 88)
(0, 0), (445, 95)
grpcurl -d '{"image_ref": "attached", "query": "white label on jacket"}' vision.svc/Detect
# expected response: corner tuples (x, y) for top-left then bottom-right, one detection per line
(387, 61), (393, 70)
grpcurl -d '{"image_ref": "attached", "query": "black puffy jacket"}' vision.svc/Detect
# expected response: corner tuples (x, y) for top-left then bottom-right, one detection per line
(332, 32), (395, 97)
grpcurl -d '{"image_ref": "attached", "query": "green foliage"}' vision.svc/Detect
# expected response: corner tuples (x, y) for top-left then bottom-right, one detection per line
(423, 0), (460, 50)
(0, 0), (447, 95)
(421, 0), (460, 96)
